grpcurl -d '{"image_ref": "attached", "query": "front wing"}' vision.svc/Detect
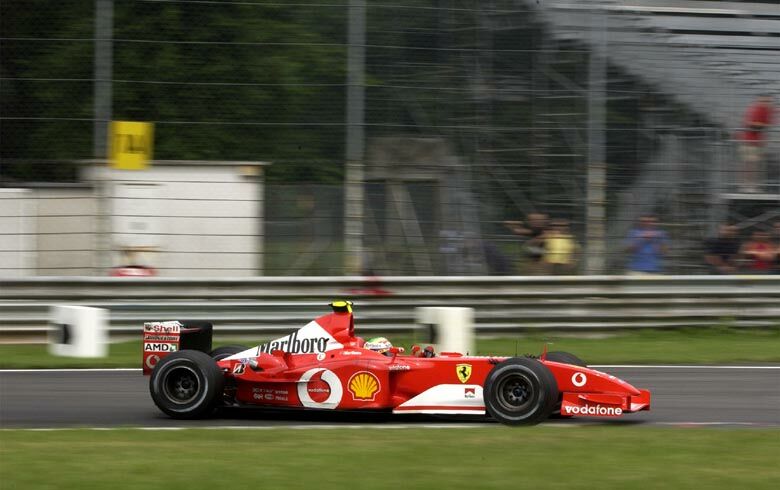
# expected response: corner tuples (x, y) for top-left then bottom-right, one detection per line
(560, 389), (651, 418)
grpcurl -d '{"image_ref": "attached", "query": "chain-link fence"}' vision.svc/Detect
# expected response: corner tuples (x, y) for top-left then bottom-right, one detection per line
(2, 0), (779, 276)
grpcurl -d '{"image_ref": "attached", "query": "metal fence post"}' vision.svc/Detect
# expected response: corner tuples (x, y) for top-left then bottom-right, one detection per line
(344, 0), (366, 275)
(93, 0), (113, 159)
(585, 4), (607, 274)
(93, 0), (114, 276)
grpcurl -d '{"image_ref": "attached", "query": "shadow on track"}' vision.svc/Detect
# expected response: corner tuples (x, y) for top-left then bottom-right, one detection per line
(179, 407), (652, 427)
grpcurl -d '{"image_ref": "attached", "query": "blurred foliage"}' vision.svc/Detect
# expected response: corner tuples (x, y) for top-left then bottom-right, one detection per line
(0, 0), (717, 211)
(112, 0), (347, 183)
(1, 0), (347, 183)
(0, 0), (94, 163)
(2, 0), (679, 186)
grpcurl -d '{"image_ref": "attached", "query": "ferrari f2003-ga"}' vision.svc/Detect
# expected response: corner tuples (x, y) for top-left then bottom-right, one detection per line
(143, 302), (651, 425)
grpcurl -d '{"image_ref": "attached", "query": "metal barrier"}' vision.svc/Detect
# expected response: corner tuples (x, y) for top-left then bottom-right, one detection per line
(1, 276), (779, 339)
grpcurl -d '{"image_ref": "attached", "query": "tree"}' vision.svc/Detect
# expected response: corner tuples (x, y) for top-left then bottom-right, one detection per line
(1, 0), (347, 183)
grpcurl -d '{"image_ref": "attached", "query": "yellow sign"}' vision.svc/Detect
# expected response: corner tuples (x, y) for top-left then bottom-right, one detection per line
(109, 121), (153, 170)
(456, 364), (472, 383)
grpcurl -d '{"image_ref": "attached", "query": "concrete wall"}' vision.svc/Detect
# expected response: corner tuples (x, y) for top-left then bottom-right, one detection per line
(34, 187), (98, 275)
(0, 161), (266, 277)
(92, 161), (266, 277)
(0, 189), (36, 277)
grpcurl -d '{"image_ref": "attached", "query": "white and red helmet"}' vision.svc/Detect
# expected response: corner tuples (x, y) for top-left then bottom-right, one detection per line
(363, 337), (393, 355)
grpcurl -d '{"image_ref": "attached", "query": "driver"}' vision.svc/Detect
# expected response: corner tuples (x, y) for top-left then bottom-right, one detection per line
(363, 337), (393, 355)
(363, 337), (436, 358)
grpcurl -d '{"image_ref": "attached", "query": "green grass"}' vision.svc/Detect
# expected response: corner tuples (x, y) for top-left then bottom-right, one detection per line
(1, 328), (779, 369)
(474, 327), (780, 365)
(1, 427), (778, 489)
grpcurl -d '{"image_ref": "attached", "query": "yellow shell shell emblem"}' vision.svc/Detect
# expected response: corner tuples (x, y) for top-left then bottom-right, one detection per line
(348, 371), (380, 401)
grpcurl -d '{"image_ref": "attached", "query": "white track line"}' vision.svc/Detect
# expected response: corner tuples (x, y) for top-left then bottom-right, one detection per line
(655, 422), (761, 427)
(2, 365), (780, 373)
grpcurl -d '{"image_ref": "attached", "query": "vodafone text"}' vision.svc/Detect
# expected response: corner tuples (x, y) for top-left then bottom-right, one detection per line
(563, 405), (623, 416)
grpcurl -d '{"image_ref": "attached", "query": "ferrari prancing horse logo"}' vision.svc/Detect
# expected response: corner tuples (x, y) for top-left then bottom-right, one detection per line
(456, 364), (472, 383)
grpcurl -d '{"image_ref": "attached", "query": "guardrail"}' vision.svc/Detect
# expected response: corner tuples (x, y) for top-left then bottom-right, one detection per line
(1, 276), (779, 339)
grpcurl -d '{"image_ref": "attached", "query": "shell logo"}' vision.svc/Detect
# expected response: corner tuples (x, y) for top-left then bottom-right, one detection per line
(348, 371), (380, 401)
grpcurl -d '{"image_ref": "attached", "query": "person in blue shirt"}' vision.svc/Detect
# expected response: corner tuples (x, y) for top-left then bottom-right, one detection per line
(625, 215), (669, 275)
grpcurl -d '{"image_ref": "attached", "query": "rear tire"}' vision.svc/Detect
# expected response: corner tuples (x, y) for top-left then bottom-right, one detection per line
(150, 350), (224, 419)
(545, 351), (587, 367)
(484, 357), (559, 426)
(209, 345), (249, 361)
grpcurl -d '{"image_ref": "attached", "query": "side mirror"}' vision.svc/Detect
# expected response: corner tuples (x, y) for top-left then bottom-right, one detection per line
(388, 346), (405, 358)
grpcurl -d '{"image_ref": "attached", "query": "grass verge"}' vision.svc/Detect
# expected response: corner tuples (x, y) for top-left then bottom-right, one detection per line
(1, 427), (778, 489)
(1, 327), (779, 369)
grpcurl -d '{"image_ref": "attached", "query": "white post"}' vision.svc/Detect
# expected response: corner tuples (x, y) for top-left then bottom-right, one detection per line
(416, 306), (475, 355)
(49, 305), (109, 358)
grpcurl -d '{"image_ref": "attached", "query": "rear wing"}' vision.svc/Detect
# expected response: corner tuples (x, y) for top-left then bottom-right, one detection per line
(142, 321), (213, 375)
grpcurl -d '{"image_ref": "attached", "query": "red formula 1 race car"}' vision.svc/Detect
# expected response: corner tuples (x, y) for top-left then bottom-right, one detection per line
(143, 302), (651, 425)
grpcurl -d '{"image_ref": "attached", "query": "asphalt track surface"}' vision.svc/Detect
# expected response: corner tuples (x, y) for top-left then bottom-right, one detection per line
(1, 367), (778, 429)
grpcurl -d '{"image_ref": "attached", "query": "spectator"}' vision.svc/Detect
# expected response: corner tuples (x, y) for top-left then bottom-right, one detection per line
(483, 241), (512, 275)
(543, 219), (580, 275)
(625, 215), (669, 275)
(438, 228), (464, 274)
(704, 224), (740, 274)
(740, 230), (776, 274)
(505, 212), (548, 274)
(738, 94), (774, 192)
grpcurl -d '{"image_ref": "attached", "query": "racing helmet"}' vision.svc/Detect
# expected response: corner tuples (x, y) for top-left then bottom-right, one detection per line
(364, 337), (393, 355)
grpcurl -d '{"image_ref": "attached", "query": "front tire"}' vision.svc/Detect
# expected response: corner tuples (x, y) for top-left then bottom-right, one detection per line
(545, 351), (587, 367)
(150, 350), (225, 419)
(484, 357), (559, 426)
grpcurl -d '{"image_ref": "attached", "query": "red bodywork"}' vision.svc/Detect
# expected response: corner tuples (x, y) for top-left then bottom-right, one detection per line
(143, 310), (650, 419)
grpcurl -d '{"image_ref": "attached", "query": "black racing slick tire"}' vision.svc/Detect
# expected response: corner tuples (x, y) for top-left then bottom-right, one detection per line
(545, 351), (587, 367)
(149, 350), (225, 419)
(209, 345), (249, 361)
(484, 357), (559, 426)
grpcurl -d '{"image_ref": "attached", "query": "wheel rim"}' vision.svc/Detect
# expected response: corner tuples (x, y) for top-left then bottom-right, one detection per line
(162, 365), (200, 405)
(495, 372), (535, 413)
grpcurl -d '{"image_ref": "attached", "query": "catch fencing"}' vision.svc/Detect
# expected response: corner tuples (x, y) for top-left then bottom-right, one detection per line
(1, 276), (779, 339)
(4, 1), (780, 277)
